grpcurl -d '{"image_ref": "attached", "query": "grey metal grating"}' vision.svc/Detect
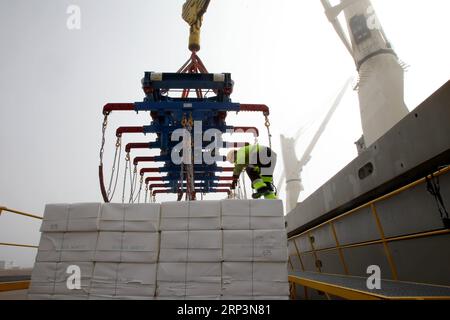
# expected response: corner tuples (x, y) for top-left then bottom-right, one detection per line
(290, 271), (450, 297)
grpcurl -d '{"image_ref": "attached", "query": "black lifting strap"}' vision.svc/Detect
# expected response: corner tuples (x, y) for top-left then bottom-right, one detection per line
(426, 172), (450, 229)
(99, 164), (110, 203)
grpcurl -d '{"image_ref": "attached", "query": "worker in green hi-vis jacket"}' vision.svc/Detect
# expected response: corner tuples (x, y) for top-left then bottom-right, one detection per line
(226, 144), (277, 199)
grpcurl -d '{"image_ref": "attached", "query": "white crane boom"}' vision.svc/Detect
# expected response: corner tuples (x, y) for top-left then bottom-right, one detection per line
(279, 77), (353, 212)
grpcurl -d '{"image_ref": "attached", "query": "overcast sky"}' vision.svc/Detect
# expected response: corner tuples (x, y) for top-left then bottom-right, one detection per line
(1, 0), (449, 267)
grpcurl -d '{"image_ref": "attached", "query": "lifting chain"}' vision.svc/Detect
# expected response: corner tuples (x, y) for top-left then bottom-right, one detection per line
(99, 113), (122, 202)
(133, 174), (144, 204)
(106, 137), (122, 201)
(129, 164), (138, 203)
(264, 112), (272, 150)
(181, 113), (194, 128)
(122, 152), (130, 204)
(144, 184), (149, 203)
(178, 163), (184, 202)
(178, 117), (186, 201)
(99, 114), (108, 165)
(180, 113), (195, 201)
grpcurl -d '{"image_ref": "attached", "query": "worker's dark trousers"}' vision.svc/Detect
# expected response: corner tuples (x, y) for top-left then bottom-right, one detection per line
(246, 146), (277, 192)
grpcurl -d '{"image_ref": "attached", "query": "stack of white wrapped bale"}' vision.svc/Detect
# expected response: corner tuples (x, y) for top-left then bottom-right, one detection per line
(157, 201), (222, 299)
(29, 203), (99, 300)
(29, 199), (289, 300)
(28, 203), (160, 300)
(221, 200), (289, 300)
(90, 203), (160, 300)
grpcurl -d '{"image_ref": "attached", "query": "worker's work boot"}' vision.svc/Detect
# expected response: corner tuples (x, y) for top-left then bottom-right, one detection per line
(251, 179), (270, 199)
(261, 175), (277, 199)
(252, 186), (271, 199)
(263, 191), (277, 200)
(251, 192), (262, 199)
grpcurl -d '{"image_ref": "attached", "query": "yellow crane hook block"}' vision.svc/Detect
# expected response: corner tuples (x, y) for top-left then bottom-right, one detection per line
(182, 0), (211, 52)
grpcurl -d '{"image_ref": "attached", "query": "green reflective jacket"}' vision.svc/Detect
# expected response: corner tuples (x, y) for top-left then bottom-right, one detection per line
(233, 144), (260, 176)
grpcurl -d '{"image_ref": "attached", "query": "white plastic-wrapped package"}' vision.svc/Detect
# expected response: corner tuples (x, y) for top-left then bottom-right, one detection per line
(88, 294), (114, 300)
(99, 204), (161, 232)
(115, 263), (157, 297)
(28, 262), (57, 295)
(185, 296), (221, 300)
(252, 262), (289, 297)
(160, 201), (189, 231)
(221, 200), (285, 230)
(156, 262), (221, 298)
(253, 230), (288, 262)
(89, 294), (154, 300)
(156, 262), (187, 298)
(94, 232), (122, 262)
(223, 230), (288, 262)
(187, 230), (222, 262)
(90, 262), (118, 297)
(221, 295), (252, 300)
(188, 201), (221, 230)
(159, 231), (188, 262)
(222, 262), (289, 298)
(222, 262), (253, 296)
(67, 203), (101, 232)
(124, 204), (160, 232)
(35, 232), (64, 262)
(40, 204), (69, 232)
(121, 232), (160, 263)
(95, 232), (160, 263)
(53, 262), (94, 297)
(60, 232), (98, 262)
(254, 296), (290, 300)
(98, 204), (124, 231)
(90, 263), (157, 298)
(222, 230), (252, 261)
(221, 200), (251, 230)
(160, 201), (221, 231)
(114, 295), (155, 300)
(186, 262), (221, 296)
(250, 200), (285, 230)
(27, 294), (54, 300)
(52, 295), (89, 300)
(159, 231), (222, 262)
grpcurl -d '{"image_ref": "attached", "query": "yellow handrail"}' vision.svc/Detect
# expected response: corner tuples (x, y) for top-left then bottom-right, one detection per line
(0, 281), (30, 292)
(288, 166), (450, 299)
(289, 165), (450, 241)
(0, 242), (38, 249)
(0, 206), (42, 220)
(0, 206), (41, 253)
(290, 228), (450, 256)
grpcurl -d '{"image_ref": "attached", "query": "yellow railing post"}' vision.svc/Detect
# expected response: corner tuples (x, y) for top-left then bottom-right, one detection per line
(330, 222), (349, 275)
(370, 203), (399, 280)
(292, 239), (306, 271)
(288, 257), (294, 271)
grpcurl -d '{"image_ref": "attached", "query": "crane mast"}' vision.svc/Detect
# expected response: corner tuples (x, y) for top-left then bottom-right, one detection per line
(322, 0), (409, 148)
